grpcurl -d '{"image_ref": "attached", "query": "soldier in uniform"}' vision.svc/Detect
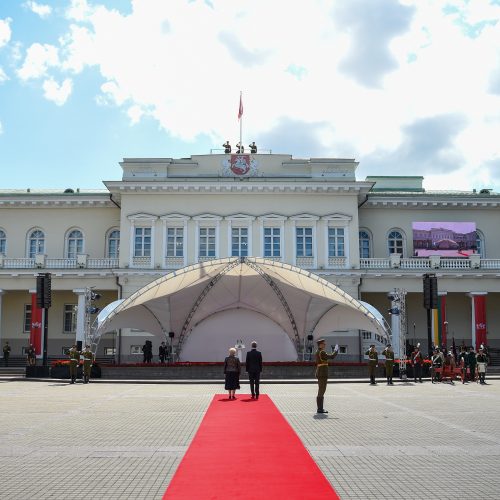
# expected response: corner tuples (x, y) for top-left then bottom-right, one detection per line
(467, 346), (477, 382)
(382, 344), (394, 385)
(315, 339), (338, 414)
(68, 344), (80, 384)
(82, 345), (93, 384)
(476, 347), (488, 385)
(222, 141), (231, 154)
(26, 344), (36, 366)
(412, 344), (424, 383)
(2, 341), (11, 367)
(249, 141), (257, 153)
(365, 344), (379, 385)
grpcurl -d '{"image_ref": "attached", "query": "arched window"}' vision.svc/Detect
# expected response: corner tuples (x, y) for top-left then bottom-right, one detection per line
(0, 229), (6, 255)
(28, 229), (45, 258)
(107, 229), (120, 258)
(67, 230), (84, 258)
(359, 230), (371, 258)
(475, 229), (485, 258)
(388, 230), (404, 256)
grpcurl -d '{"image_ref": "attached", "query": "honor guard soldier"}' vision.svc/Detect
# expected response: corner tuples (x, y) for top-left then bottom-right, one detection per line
(382, 344), (395, 385)
(82, 345), (93, 384)
(223, 141), (231, 154)
(68, 344), (80, 384)
(249, 141), (257, 153)
(365, 344), (379, 385)
(315, 339), (338, 414)
(476, 347), (488, 385)
(412, 344), (424, 383)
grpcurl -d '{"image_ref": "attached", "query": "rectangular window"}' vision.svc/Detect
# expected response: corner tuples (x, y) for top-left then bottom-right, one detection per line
(104, 347), (116, 356)
(63, 304), (77, 333)
(24, 304), (32, 333)
(167, 227), (184, 257)
(296, 227), (313, 257)
(134, 227), (151, 257)
(362, 331), (372, 340)
(264, 227), (281, 257)
(328, 227), (345, 257)
(338, 345), (348, 354)
(231, 227), (248, 257)
(199, 227), (216, 257)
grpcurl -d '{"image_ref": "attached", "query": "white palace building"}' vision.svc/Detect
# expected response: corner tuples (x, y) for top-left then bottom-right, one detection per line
(1, 152), (499, 363)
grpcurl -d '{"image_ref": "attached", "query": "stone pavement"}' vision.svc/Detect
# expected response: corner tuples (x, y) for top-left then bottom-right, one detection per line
(0, 378), (499, 500)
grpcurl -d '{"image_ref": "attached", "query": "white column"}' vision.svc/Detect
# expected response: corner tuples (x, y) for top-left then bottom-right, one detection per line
(161, 219), (167, 268)
(150, 221), (155, 269)
(259, 219), (264, 257)
(194, 220), (199, 262)
(73, 288), (87, 345)
(248, 221), (253, 257)
(129, 220), (135, 267)
(227, 220), (232, 257)
(0, 290), (4, 357)
(183, 219), (188, 267)
(312, 221), (318, 269)
(215, 220), (220, 258)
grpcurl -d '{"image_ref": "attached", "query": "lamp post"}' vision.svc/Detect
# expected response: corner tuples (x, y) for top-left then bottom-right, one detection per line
(443, 321), (448, 349)
(413, 322), (416, 344)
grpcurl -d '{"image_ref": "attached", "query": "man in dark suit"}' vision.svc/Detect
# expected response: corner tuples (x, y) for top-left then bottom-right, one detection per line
(245, 341), (263, 399)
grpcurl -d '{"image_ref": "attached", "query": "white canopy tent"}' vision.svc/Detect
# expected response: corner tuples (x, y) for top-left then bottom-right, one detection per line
(90, 258), (389, 360)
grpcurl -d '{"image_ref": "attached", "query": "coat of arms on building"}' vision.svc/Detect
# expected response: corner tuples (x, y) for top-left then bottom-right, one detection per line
(222, 155), (259, 176)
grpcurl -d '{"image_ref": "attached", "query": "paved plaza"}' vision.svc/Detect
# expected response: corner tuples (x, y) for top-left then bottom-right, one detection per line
(0, 378), (499, 499)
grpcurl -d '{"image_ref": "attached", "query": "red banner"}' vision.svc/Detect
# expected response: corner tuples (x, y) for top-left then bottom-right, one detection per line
(473, 295), (487, 349)
(30, 293), (43, 355)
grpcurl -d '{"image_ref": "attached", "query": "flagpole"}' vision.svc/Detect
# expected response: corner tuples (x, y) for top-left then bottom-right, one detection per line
(239, 91), (243, 151)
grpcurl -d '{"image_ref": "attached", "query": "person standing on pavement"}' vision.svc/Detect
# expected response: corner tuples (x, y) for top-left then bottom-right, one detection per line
(365, 344), (379, 385)
(476, 347), (488, 385)
(68, 344), (80, 384)
(3, 341), (11, 366)
(82, 345), (93, 384)
(315, 339), (338, 414)
(412, 344), (424, 383)
(382, 344), (395, 385)
(26, 344), (36, 366)
(458, 346), (468, 383)
(159, 342), (167, 363)
(467, 346), (477, 382)
(245, 341), (263, 399)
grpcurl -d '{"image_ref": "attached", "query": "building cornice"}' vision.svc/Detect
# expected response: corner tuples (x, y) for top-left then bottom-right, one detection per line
(0, 191), (115, 208)
(364, 194), (500, 209)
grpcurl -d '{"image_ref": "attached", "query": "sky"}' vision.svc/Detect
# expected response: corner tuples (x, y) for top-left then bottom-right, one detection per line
(0, 0), (499, 191)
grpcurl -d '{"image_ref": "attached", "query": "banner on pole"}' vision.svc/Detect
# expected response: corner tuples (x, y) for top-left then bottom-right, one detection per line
(238, 93), (243, 120)
(473, 295), (487, 348)
(30, 293), (43, 355)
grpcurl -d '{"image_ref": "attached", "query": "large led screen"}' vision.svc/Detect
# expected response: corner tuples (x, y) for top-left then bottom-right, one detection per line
(412, 222), (477, 257)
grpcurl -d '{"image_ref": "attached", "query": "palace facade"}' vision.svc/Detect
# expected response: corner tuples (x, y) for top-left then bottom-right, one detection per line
(1, 153), (499, 362)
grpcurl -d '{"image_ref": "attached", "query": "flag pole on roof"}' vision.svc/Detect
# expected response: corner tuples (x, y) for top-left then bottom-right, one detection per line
(238, 91), (243, 152)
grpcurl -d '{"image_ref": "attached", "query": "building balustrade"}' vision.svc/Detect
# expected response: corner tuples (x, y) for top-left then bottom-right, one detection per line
(0, 255), (499, 271)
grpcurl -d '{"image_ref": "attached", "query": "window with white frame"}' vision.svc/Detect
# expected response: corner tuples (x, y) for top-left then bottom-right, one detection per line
(328, 227), (345, 257)
(359, 230), (371, 258)
(107, 229), (120, 258)
(63, 304), (77, 333)
(264, 227), (281, 257)
(296, 227), (313, 257)
(362, 331), (372, 340)
(388, 230), (404, 255)
(476, 229), (484, 257)
(23, 304), (32, 333)
(28, 229), (45, 258)
(67, 230), (84, 258)
(166, 227), (184, 257)
(231, 227), (248, 257)
(0, 229), (6, 255)
(134, 227), (151, 257)
(199, 227), (216, 257)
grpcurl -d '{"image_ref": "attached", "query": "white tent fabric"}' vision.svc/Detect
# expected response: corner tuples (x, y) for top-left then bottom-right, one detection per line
(91, 258), (389, 355)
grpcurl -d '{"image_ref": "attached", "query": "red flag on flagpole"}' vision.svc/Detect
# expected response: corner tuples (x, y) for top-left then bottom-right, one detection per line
(238, 93), (243, 120)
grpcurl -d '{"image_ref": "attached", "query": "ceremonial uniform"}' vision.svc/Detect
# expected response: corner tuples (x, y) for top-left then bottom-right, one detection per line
(365, 346), (378, 385)
(68, 346), (80, 384)
(82, 347), (93, 384)
(412, 349), (423, 383)
(467, 349), (477, 382)
(382, 345), (394, 385)
(476, 351), (488, 384)
(315, 339), (338, 413)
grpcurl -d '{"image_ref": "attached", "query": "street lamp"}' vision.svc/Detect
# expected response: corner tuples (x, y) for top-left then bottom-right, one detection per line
(413, 322), (416, 343)
(443, 321), (449, 348)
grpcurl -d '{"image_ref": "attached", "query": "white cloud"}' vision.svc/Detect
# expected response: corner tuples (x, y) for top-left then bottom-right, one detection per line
(0, 66), (8, 82)
(11, 0), (500, 190)
(0, 17), (12, 49)
(42, 77), (72, 105)
(24, 1), (52, 19)
(17, 43), (59, 80)
(0, 120), (3, 134)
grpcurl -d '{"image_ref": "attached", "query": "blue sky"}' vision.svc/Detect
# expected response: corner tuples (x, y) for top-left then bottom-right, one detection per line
(1, 0), (499, 191)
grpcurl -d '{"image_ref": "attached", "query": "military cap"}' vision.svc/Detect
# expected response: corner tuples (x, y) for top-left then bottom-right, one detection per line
(316, 338), (326, 345)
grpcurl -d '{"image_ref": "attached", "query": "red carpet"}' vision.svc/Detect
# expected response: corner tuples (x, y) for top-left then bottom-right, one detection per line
(163, 394), (339, 499)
